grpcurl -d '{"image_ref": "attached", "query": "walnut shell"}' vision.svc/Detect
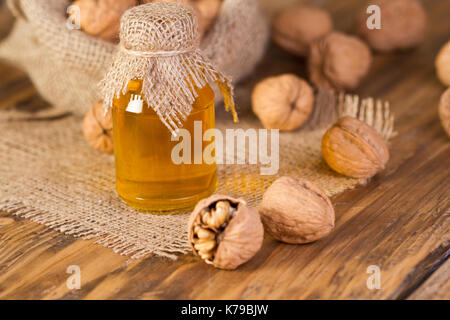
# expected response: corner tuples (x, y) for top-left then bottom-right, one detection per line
(188, 195), (264, 270)
(82, 101), (114, 154)
(258, 177), (335, 244)
(356, 0), (427, 52)
(272, 5), (333, 57)
(251, 74), (314, 131)
(322, 117), (390, 179)
(439, 88), (450, 137)
(309, 32), (372, 90)
(72, 0), (137, 42)
(436, 40), (450, 87)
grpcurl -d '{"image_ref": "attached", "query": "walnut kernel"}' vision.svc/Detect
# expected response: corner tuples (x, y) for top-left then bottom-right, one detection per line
(188, 195), (264, 270)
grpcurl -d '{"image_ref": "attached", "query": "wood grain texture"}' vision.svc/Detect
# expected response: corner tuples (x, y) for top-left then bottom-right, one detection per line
(0, 0), (449, 300)
(408, 259), (450, 300)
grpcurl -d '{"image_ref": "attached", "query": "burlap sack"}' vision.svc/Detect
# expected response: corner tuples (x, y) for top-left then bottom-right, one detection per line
(0, 0), (269, 115)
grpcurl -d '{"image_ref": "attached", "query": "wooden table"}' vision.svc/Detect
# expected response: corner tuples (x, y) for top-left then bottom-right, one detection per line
(0, 0), (449, 300)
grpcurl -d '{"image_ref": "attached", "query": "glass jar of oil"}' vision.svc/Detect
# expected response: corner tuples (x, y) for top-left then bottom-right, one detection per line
(112, 79), (217, 213)
(100, 3), (236, 213)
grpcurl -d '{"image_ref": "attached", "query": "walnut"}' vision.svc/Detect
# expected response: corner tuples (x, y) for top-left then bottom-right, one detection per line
(356, 0), (427, 52)
(439, 88), (450, 137)
(140, 0), (221, 40)
(436, 40), (450, 87)
(71, 0), (137, 42)
(193, 0), (222, 34)
(272, 5), (333, 57)
(82, 101), (114, 154)
(258, 176), (335, 244)
(188, 195), (264, 270)
(309, 32), (372, 90)
(322, 117), (390, 179)
(251, 74), (314, 131)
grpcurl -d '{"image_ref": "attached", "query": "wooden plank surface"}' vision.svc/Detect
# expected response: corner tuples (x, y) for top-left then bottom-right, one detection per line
(408, 259), (450, 300)
(0, 0), (449, 299)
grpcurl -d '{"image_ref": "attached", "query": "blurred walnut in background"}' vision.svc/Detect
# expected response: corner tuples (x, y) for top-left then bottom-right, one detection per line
(309, 32), (372, 90)
(70, 0), (221, 43)
(71, 0), (137, 43)
(435, 40), (450, 87)
(140, 0), (222, 40)
(272, 5), (333, 57)
(439, 89), (450, 138)
(82, 101), (114, 154)
(356, 0), (427, 52)
(0, 0), (14, 41)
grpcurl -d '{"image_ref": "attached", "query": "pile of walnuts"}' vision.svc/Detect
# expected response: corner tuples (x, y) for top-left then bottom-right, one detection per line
(69, 0), (222, 43)
(252, 0), (429, 133)
(208, 2), (410, 270)
(189, 114), (392, 270)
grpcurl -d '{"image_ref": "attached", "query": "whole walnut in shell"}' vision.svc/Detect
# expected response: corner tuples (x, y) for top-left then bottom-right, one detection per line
(188, 195), (264, 270)
(439, 88), (450, 137)
(252, 74), (314, 131)
(309, 32), (372, 90)
(436, 40), (450, 87)
(356, 0), (427, 52)
(258, 176), (335, 244)
(71, 0), (137, 42)
(322, 117), (389, 179)
(272, 5), (333, 57)
(82, 101), (114, 154)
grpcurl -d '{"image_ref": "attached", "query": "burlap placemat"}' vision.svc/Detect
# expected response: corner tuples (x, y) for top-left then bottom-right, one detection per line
(0, 93), (394, 259)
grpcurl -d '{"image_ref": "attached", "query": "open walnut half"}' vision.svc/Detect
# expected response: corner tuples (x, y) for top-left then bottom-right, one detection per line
(188, 195), (264, 270)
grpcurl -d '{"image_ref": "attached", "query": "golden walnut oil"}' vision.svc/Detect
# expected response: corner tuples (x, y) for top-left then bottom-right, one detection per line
(112, 79), (217, 213)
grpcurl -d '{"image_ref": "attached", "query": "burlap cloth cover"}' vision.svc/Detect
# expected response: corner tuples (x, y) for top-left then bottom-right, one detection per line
(101, 2), (237, 134)
(0, 0), (269, 115)
(0, 1), (396, 260)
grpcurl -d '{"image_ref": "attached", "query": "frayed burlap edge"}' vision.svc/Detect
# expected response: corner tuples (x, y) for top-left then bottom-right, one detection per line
(0, 199), (189, 259)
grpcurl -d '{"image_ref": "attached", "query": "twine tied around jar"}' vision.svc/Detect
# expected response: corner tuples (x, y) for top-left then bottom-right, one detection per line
(100, 2), (238, 134)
